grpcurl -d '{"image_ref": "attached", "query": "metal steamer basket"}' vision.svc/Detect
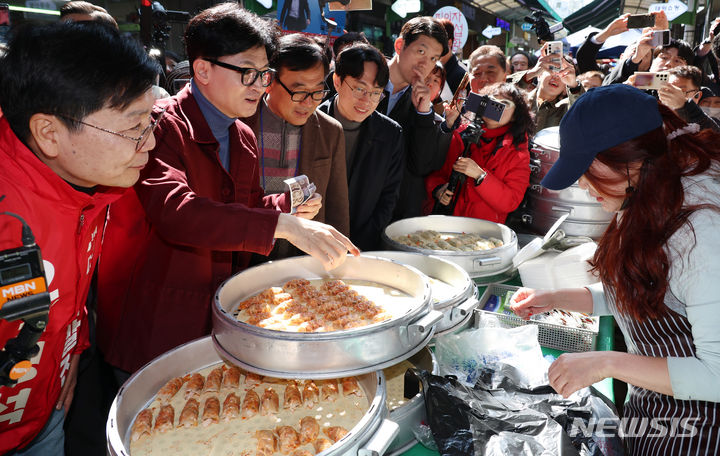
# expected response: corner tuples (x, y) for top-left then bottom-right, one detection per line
(384, 347), (439, 456)
(364, 251), (478, 335)
(106, 337), (400, 456)
(382, 216), (518, 284)
(523, 127), (613, 239)
(212, 255), (441, 379)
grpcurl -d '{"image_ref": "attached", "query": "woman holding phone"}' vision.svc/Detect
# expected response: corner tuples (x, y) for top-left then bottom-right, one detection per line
(424, 82), (533, 222)
(511, 84), (720, 454)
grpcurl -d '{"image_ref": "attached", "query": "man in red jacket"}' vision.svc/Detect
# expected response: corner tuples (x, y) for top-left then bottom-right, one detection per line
(96, 4), (357, 379)
(0, 23), (158, 454)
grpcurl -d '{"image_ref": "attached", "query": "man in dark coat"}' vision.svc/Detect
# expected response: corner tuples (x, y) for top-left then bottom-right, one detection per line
(279, 0), (310, 31)
(319, 43), (404, 250)
(437, 18), (467, 95)
(377, 16), (453, 221)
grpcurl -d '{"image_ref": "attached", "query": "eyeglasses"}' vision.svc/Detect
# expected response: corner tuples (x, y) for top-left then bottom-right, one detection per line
(204, 58), (275, 87)
(59, 107), (166, 152)
(343, 80), (385, 102)
(275, 77), (330, 102)
(684, 89), (700, 97)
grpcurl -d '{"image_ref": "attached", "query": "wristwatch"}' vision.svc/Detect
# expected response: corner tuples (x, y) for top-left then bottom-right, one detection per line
(475, 170), (487, 186)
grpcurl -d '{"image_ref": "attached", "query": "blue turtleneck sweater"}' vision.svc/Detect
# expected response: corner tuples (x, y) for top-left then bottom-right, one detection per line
(191, 79), (235, 171)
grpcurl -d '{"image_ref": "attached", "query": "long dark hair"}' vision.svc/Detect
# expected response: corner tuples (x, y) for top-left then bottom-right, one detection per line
(479, 82), (534, 146)
(587, 103), (720, 320)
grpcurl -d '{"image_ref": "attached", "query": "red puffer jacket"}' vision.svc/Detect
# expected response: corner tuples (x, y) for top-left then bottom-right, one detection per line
(0, 118), (124, 453)
(425, 124), (530, 223)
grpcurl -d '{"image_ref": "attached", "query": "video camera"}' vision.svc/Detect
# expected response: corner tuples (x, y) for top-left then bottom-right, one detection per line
(0, 198), (51, 387)
(524, 10), (556, 43)
(464, 92), (506, 123)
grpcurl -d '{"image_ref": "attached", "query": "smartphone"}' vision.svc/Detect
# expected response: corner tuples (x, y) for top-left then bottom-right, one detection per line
(627, 14), (655, 29)
(465, 93), (506, 122)
(633, 71), (669, 90)
(650, 29), (671, 47)
(0, 3), (9, 44)
(545, 40), (563, 55)
(545, 40), (563, 72)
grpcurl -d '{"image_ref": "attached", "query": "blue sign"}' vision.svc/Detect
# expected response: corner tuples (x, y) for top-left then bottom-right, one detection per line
(496, 18), (510, 31)
(521, 22), (533, 31)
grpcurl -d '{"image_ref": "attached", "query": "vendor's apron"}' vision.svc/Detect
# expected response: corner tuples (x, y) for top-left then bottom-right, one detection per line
(612, 291), (720, 455)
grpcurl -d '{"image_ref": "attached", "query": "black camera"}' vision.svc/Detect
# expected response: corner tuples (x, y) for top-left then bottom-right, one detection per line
(524, 10), (555, 43)
(465, 92), (506, 122)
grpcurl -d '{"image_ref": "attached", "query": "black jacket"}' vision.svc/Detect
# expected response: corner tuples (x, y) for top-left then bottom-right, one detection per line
(318, 98), (405, 250)
(377, 84), (452, 221)
(603, 57), (638, 85)
(444, 54), (467, 94)
(279, 0), (310, 27)
(676, 100), (720, 132)
(576, 32), (603, 74)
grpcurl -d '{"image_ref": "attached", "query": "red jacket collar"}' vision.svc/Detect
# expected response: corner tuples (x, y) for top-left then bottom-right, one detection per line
(0, 117), (127, 209)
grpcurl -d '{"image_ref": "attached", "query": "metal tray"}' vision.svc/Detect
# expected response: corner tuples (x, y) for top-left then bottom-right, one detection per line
(212, 255), (442, 379)
(474, 283), (598, 352)
(106, 336), (400, 456)
(382, 216), (518, 279)
(364, 251), (478, 333)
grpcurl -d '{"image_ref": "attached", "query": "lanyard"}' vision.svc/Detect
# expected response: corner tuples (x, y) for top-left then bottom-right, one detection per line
(259, 106), (302, 191)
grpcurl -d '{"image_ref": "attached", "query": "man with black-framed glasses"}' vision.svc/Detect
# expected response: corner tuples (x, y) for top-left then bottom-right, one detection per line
(244, 33), (350, 261)
(318, 43), (404, 250)
(96, 6), (357, 381)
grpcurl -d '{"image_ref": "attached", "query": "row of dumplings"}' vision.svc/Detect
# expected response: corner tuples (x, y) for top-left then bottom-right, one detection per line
(131, 364), (363, 442)
(255, 420), (349, 455)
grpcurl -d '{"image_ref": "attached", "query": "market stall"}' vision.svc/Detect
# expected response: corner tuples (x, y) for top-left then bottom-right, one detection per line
(107, 224), (618, 456)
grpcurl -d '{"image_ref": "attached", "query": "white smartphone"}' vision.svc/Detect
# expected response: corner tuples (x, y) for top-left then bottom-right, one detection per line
(545, 41), (564, 72)
(633, 71), (669, 90)
(650, 29), (671, 48)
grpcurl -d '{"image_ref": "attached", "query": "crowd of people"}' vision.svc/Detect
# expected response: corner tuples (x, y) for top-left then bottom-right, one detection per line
(1, 2), (720, 455)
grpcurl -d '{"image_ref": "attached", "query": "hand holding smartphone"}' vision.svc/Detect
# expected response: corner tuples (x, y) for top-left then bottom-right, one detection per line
(633, 71), (669, 90)
(650, 29), (670, 47)
(544, 41), (563, 72)
(627, 14), (655, 29)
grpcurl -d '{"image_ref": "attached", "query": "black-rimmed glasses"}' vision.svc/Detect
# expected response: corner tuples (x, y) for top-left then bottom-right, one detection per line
(342, 80), (385, 102)
(204, 58), (276, 87)
(59, 107), (166, 152)
(275, 77), (330, 102)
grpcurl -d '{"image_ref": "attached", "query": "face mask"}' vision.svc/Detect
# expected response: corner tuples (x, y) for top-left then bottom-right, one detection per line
(701, 106), (720, 118)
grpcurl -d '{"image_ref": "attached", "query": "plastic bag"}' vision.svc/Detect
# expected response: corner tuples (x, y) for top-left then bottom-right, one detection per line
(406, 366), (624, 456)
(434, 317), (549, 388)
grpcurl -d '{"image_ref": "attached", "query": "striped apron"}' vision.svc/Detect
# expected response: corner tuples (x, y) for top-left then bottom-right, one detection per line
(612, 290), (720, 455)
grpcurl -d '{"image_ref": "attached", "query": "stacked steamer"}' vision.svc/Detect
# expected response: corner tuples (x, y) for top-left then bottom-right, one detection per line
(382, 215), (519, 285)
(521, 126), (612, 239)
(108, 255), (443, 456)
(366, 251), (476, 453)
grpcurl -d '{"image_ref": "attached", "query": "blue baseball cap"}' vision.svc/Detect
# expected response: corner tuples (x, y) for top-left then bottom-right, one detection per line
(541, 85), (663, 190)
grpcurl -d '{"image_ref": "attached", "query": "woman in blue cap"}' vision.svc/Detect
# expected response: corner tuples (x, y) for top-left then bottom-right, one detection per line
(511, 84), (720, 454)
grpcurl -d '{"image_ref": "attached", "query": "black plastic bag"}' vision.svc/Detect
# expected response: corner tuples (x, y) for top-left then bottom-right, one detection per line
(405, 363), (625, 456)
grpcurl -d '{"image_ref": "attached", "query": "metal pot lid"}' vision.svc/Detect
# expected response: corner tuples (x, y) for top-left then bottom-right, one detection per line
(212, 255), (441, 379)
(531, 126), (560, 150)
(382, 215), (518, 258)
(212, 330), (435, 380)
(512, 213), (569, 268)
(364, 251), (474, 312)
